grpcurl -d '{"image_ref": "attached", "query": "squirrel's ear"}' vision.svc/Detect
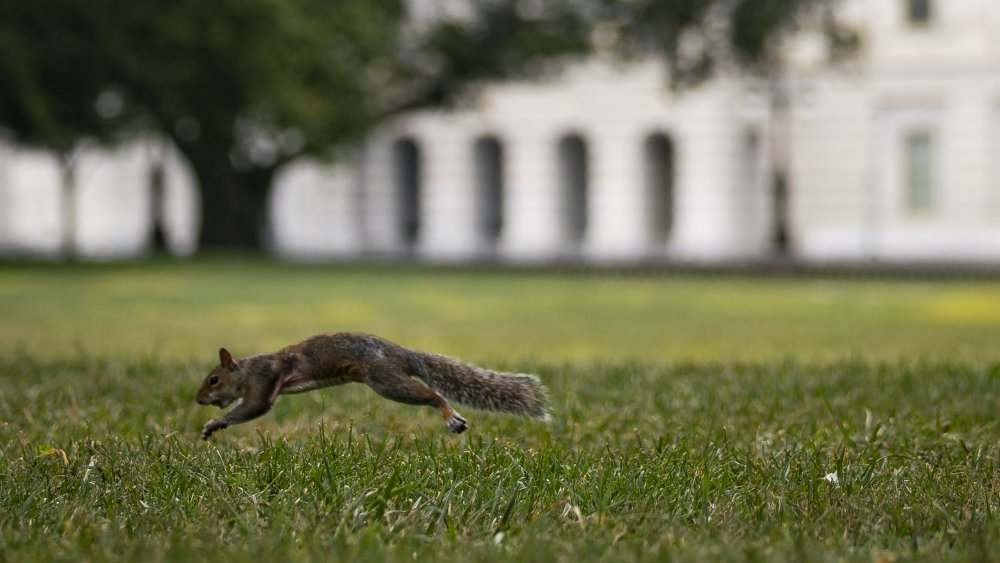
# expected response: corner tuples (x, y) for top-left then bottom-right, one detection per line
(219, 347), (234, 367)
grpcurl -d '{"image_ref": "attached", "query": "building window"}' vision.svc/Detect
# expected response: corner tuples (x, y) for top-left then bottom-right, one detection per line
(473, 136), (504, 247)
(903, 129), (936, 212)
(643, 133), (674, 244)
(558, 134), (588, 246)
(391, 137), (421, 249)
(906, 0), (932, 26)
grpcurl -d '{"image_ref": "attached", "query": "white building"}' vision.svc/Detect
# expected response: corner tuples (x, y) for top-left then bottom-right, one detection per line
(4, 0), (1000, 264)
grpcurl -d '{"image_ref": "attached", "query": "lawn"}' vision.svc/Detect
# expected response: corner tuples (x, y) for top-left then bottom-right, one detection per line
(2, 260), (1000, 561)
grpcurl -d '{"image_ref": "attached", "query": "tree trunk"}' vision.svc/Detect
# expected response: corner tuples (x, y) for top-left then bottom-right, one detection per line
(57, 153), (77, 259)
(148, 162), (169, 254)
(179, 143), (276, 252)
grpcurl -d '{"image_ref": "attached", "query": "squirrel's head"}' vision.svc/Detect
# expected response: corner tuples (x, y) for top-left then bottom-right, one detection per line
(196, 348), (242, 409)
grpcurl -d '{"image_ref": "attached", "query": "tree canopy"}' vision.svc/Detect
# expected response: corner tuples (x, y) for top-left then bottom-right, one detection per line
(0, 1), (121, 152)
(604, 0), (857, 85)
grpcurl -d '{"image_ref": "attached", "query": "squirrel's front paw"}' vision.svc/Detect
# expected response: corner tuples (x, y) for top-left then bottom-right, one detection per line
(201, 419), (228, 440)
(445, 413), (468, 434)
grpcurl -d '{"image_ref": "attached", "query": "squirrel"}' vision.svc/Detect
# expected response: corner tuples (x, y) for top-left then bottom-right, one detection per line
(195, 332), (550, 440)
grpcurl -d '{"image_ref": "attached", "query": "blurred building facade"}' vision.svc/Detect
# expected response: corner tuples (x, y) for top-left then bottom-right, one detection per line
(3, 0), (1000, 263)
(0, 139), (199, 258)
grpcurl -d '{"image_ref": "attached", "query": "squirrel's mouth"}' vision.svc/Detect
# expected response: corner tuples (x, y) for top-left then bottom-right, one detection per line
(214, 398), (235, 409)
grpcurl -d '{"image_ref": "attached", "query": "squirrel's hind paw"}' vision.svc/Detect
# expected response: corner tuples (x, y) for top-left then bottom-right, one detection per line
(445, 413), (468, 434)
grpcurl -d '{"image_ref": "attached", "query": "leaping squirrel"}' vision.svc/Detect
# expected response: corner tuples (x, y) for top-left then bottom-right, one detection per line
(195, 332), (550, 440)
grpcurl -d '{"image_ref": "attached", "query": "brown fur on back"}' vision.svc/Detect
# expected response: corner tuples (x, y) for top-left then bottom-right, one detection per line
(286, 333), (550, 419)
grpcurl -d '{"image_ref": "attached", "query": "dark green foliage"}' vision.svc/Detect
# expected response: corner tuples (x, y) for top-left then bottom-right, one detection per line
(413, 1), (593, 106)
(0, 1), (118, 151)
(602, 0), (858, 86)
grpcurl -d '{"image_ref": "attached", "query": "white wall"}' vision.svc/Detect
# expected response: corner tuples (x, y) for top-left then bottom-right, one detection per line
(790, 0), (1000, 262)
(0, 144), (63, 256)
(270, 156), (361, 258)
(0, 139), (198, 259)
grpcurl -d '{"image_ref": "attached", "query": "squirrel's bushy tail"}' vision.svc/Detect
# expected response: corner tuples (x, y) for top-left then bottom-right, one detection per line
(413, 353), (550, 420)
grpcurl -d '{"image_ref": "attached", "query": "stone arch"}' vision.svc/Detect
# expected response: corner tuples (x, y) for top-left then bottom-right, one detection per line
(391, 137), (421, 250)
(643, 132), (675, 244)
(473, 135), (504, 248)
(558, 133), (588, 247)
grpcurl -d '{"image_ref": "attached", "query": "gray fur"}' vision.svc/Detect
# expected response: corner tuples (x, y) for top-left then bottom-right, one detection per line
(411, 352), (551, 420)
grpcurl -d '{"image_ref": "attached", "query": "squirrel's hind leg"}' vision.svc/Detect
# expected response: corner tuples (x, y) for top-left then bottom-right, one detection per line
(363, 372), (468, 434)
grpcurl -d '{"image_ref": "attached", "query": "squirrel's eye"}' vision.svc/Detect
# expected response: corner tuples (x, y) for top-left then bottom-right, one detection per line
(209, 375), (220, 386)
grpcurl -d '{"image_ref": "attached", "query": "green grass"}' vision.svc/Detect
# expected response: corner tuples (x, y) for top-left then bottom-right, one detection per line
(4, 260), (1000, 363)
(3, 260), (1000, 561)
